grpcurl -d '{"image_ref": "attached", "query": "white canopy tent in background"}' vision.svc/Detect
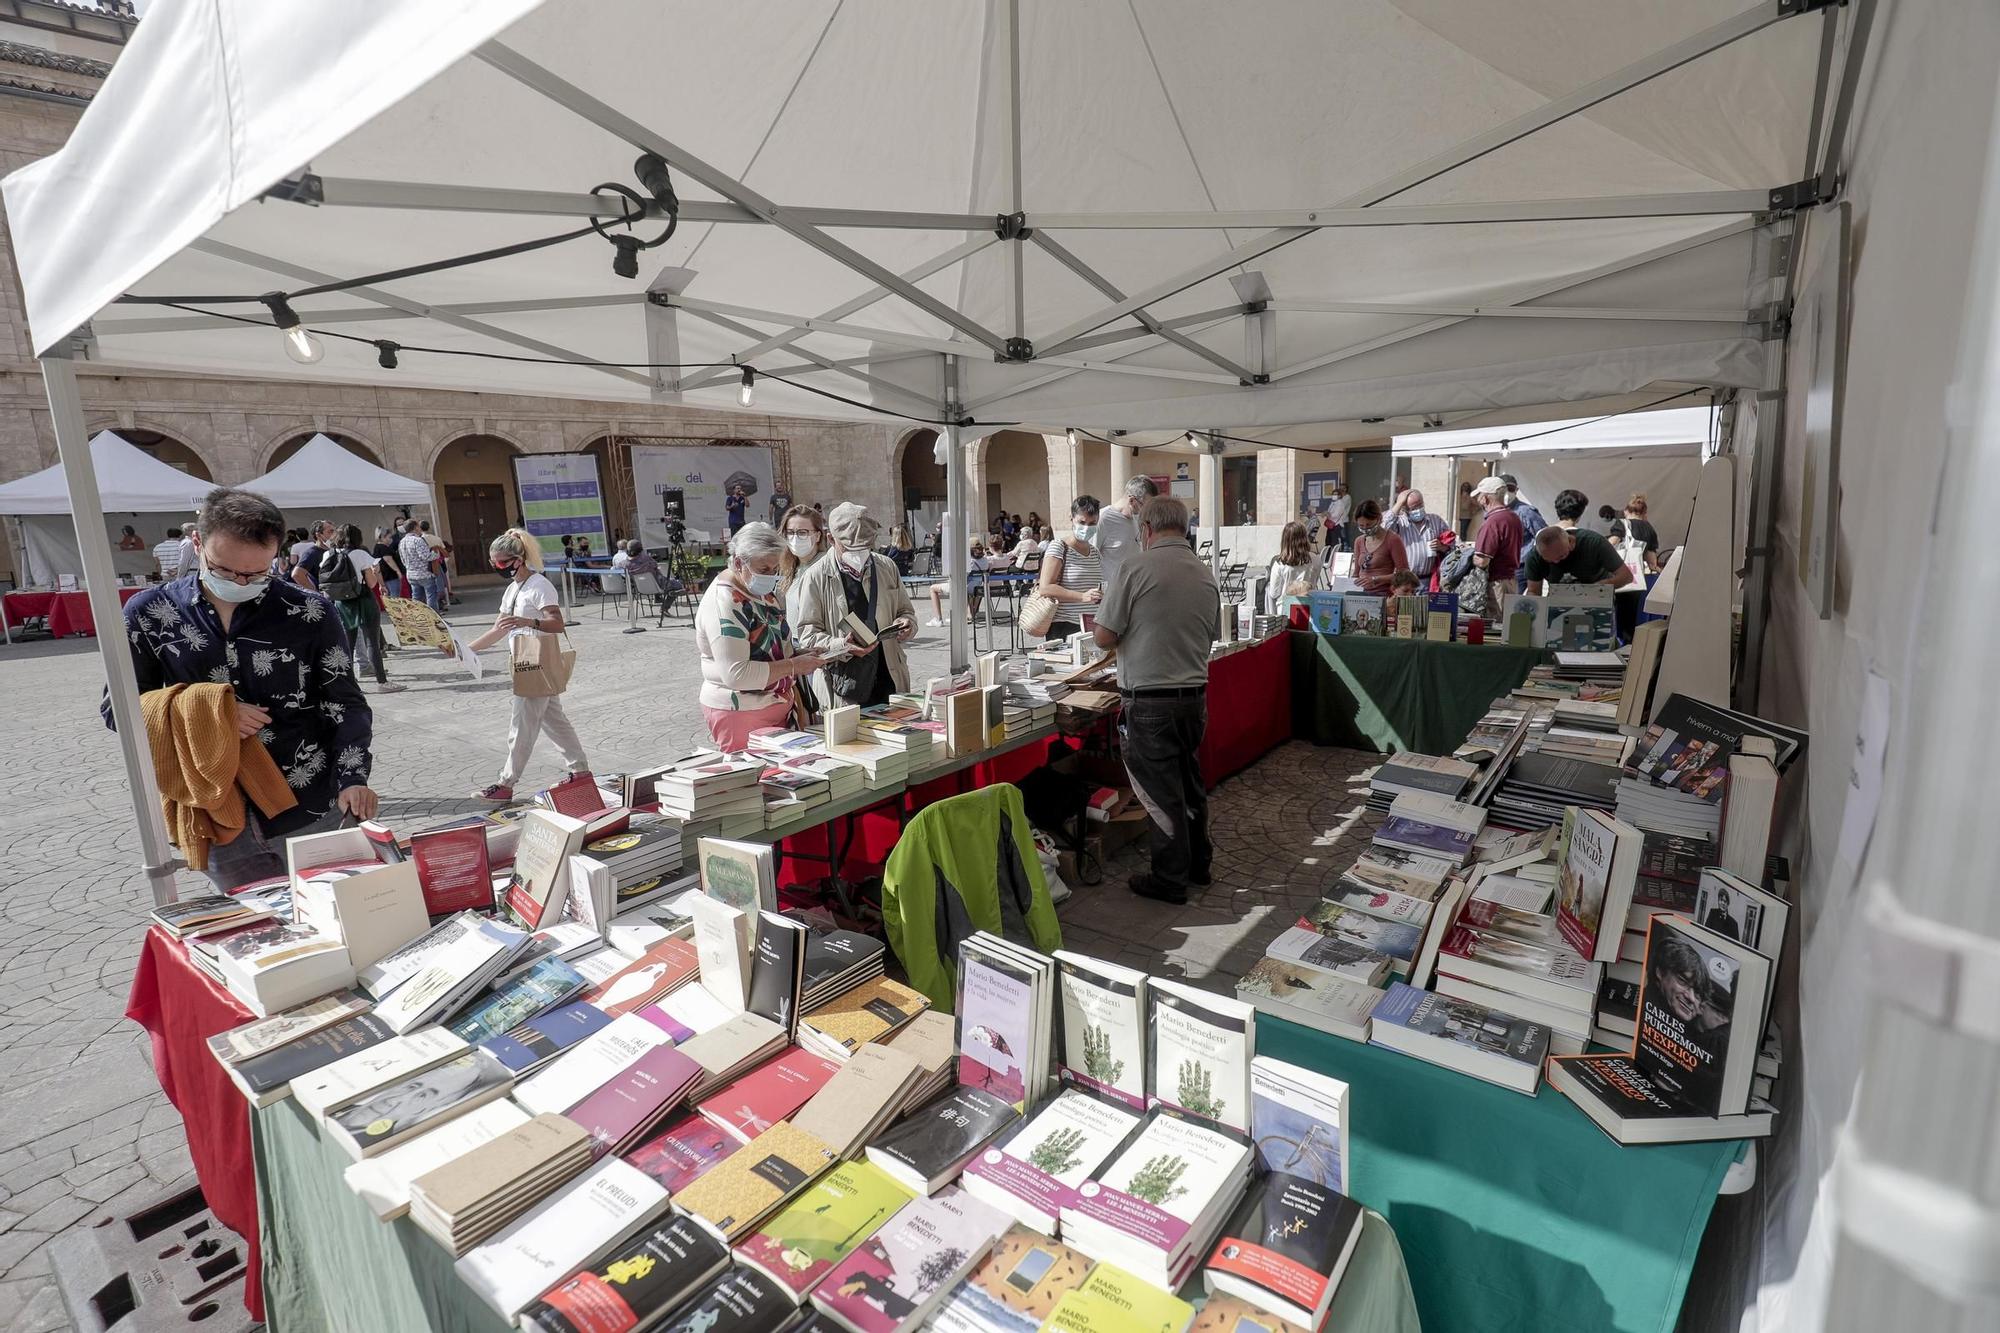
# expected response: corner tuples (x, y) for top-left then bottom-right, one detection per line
(1392, 403), (1718, 544)
(0, 430), (207, 585)
(238, 432), (434, 546)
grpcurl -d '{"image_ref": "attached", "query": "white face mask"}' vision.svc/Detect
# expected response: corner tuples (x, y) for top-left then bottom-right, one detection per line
(839, 547), (872, 574)
(1073, 523), (1097, 542)
(785, 533), (817, 559)
(745, 569), (781, 596)
(199, 557), (268, 605)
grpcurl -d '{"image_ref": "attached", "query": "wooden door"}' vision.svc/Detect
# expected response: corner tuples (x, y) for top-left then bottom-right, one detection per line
(444, 484), (508, 575)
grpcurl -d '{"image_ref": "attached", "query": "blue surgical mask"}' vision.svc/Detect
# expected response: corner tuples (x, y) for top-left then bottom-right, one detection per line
(746, 570), (781, 596)
(1073, 524), (1097, 542)
(200, 559), (268, 605)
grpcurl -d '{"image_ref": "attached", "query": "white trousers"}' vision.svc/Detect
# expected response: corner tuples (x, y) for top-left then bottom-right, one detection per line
(501, 692), (589, 785)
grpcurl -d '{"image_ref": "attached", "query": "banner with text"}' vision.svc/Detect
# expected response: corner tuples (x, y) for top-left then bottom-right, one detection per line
(512, 454), (609, 561)
(629, 444), (775, 547)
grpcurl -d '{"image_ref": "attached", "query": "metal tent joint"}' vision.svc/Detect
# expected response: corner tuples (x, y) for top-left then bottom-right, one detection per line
(265, 173), (324, 206)
(994, 212), (1033, 241)
(1001, 336), (1035, 363)
(1753, 299), (1793, 340)
(1766, 176), (1839, 213)
(1776, 0), (1843, 15)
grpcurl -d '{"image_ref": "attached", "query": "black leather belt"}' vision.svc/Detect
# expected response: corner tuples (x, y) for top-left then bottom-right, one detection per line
(1121, 685), (1206, 699)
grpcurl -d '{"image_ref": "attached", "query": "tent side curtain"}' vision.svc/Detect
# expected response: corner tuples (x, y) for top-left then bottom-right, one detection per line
(1390, 404), (1720, 458)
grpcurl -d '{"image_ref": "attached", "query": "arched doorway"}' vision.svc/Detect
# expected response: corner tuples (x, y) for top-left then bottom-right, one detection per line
(120, 428), (213, 481)
(580, 435), (638, 547)
(267, 430), (383, 470)
(432, 434), (523, 579)
(896, 428), (942, 528)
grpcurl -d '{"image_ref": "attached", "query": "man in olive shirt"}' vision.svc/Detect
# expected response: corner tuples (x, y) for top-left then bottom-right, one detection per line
(1523, 525), (1635, 595)
(1093, 496), (1220, 904)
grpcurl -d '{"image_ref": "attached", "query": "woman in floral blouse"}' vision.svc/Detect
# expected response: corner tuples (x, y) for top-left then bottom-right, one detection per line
(694, 522), (826, 750)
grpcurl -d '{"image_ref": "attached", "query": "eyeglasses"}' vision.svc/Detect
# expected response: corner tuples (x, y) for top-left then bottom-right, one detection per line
(203, 558), (272, 587)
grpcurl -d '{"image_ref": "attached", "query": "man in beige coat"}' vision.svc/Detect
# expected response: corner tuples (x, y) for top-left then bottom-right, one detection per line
(786, 501), (918, 708)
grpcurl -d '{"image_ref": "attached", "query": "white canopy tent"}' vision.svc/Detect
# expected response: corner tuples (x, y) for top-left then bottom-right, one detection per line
(238, 433), (434, 545)
(0, 0), (1834, 883)
(1392, 402), (1717, 544)
(0, 430), (207, 586)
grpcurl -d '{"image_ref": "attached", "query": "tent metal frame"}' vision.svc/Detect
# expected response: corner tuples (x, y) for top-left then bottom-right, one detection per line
(35, 0), (1840, 903)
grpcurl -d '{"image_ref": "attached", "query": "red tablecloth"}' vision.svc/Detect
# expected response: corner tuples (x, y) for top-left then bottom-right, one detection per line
(1199, 633), (1292, 786)
(125, 927), (266, 1320)
(3, 586), (141, 637)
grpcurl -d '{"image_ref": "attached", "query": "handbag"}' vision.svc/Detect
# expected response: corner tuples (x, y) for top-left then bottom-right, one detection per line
(510, 629), (576, 697)
(1019, 592), (1060, 637)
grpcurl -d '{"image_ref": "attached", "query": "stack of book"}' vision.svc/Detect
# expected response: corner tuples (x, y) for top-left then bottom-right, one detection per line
(798, 977), (931, 1062)
(1487, 751), (1621, 831)
(326, 1049), (517, 1158)
(1372, 791), (1484, 866)
(800, 929), (887, 1010)
(150, 894), (278, 940)
(960, 1089), (1143, 1232)
(655, 751), (769, 839)
(576, 812), (685, 910)
(732, 1157), (918, 1306)
(856, 704), (938, 759)
(760, 764), (832, 833)
(867, 1085), (1023, 1197)
(780, 752), (867, 803)
(1534, 699), (1632, 766)
(809, 1186), (1011, 1333)
(1364, 752), (1477, 812)
(694, 1044), (841, 1145)
(407, 1113), (595, 1255)
(208, 920), (355, 1017)
(954, 934), (1057, 1110)
(1233, 954), (1381, 1042)
(518, 1215), (730, 1333)
(1433, 870), (1602, 1059)
(1368, 981), (1551, 1095)
(1058, 1110), (1253, 1289)
(884, 1010), (957, 1109)
(1550, 649), (1626, 684)
(826, 735), (913, 792)
(1453, 706), (1531, 806)
(789, 1043), (931, 1159)
(454, 1157), (671, 1321)
(672, 1120), (839, 1244)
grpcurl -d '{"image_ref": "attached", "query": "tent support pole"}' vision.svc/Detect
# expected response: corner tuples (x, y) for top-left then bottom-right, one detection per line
(942, 358), (969, 673)
(41, 353), (180, 905)
(1199, 434), (1224, 579)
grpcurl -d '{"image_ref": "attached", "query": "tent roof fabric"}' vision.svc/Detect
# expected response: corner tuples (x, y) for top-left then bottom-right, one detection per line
(239, 433), (431, 507)
(1391, 403), (1717, 456)
(0, 430), (208, 515)
(3, 1), (1824, 433)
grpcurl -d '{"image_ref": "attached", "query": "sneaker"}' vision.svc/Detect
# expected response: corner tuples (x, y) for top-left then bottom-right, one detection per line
(371, 682), (407, 693)
(473, 783), (514, 802)
(1128, 872), (1189, 905)
(925, 618), (945, 628)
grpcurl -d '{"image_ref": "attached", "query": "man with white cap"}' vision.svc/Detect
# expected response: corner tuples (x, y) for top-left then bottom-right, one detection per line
(1469, 475), (1526, 612)
(787, 501), (918, 709)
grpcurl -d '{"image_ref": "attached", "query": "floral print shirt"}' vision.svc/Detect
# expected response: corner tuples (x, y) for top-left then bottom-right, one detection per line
(105, 573), (374, 836)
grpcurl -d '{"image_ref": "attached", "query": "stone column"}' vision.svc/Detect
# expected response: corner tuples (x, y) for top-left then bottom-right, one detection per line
(1108, 437), (1132, 501)
(963, 435), (989, 533)
(1257, 447), (1300, 524)
(1043, 431), (1079, 524)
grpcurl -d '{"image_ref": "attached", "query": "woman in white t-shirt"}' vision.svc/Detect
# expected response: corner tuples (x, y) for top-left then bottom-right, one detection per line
(1265, 520), (1326, 615)
(466, 528), (589, 802)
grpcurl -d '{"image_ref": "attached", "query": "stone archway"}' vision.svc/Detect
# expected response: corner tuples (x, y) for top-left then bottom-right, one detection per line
(108, 426), (215, 482)
(431, 434), (524, 579)
(894, 428), (942, 530)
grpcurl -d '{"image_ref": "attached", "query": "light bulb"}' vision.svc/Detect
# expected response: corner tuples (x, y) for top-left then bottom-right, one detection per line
(283, 325), (324, 365)
(737, 366), (756, 408)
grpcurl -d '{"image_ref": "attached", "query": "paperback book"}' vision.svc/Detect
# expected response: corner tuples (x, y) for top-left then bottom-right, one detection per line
(809, 1186), (1011, 1333)
(1295, 900), (1421, 973)
(1146, 980), (1255, 1133)
(734, 1159), (917, 1303)
(220, 1012), (396, 1107)
(960, 1089), (1144, 1233)
(455, 1158), (670, 1320)
(672, 1120), (839, 1243)
(1060, 1111), (1254, 1291)
(931, 1226), (1096, 1333)
(627, 1112), (742, 1195)
(1042, 1262), (1192, 1333)
(1054, 952), (1148, 1110)
(1367, 982), (1549, 1095)
(866, 1085), (1021, 1196)
(1555, 805), (1643, 962)
(518, 1214), (731, 1333)
(1202, 1172), (1363, 1329)
(326, 1049), (515, 1158)
(446, 956), (587, 1044)
(477, 1001), (613, 1075)
(1230, 958), (1378, 1044)
(1247, 1057), (1350, 1195)
(1632, 914), (1774, 1117)
(955, 945), (1040, 1107)
(696, 1045), (842, 1144)
(566, 1044), (704, 1159)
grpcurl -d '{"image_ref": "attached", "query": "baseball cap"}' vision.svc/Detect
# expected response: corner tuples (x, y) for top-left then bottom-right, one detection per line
(1471, 476), (1507, 497)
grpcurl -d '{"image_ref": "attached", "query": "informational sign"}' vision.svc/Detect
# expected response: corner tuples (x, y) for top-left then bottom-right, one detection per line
(629, 444), (776, 547)
(512, 454), (609, 560)
(1300, 470), (1342, 517)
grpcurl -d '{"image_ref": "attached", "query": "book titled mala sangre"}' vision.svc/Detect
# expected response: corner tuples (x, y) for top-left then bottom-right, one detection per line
(1555, 806), (1643, 961)
(1146, 980), (1254, 1133)
(1054, 953), (1147, 1110)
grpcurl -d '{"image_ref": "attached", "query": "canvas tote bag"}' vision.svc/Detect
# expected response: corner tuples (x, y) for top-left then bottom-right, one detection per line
(511, 630), (576, 697)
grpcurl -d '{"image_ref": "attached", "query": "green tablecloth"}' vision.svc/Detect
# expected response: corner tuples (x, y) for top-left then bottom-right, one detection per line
(1258, 1016), (1741, 1333)
(255, 1087), (1420, 1332)
(1289, 629), (1548, 754)
(255, 1098), (512, 1333)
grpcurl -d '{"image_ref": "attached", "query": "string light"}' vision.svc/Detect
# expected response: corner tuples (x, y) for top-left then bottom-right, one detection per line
(737, 365), (757, 409)
(261, 293), (322, 365)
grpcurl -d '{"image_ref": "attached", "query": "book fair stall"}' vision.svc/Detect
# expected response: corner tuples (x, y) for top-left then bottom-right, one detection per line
(11, 3), (1991, 1332)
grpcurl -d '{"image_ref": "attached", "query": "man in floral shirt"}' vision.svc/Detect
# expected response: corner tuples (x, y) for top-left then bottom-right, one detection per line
(107, 487), (377, 889)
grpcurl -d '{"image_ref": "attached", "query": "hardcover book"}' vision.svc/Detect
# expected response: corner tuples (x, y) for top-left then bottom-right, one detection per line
(673, 1120), (839, 1243)
(809, 1186), (1010, 1333)
(518, 1215), (731, 1333)
(700, 837), (778, 915)
(627, 1112), (741, 1195)
(478, 1001), (613, 1075)
(1202, 1173), (1363, 1329)
(931, 1227), (1095, 1333)
(505, 810), (590, 930)
(1632, 914), (1774, 1117)
(1054, 953), (1148, 1110)
(961, 1090), (1143, 1233)
(1146, 980), (1254, 1132)
(735, 1159), (916, 1303)
(866, 1085), (1021, 1195)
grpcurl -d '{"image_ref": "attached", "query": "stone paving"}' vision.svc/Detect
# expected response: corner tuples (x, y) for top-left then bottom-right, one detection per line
(0, 584), (1383, 1330)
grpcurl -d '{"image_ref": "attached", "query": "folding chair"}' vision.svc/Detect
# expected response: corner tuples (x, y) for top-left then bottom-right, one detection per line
(595, 570), (628, 619)
(1219, 562), (1248, 600)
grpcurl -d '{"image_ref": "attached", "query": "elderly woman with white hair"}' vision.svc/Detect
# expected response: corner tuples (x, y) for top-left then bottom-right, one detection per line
(788, 501), (917, 709)
(695, 521), (826, 749)
(466, 527), (590, 802)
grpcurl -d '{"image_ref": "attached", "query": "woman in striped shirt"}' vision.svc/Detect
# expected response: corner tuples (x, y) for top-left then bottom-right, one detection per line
(1036, 495), (1105, 643)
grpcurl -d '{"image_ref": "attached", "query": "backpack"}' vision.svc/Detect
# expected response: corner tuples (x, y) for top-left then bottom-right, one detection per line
(317, 548), (369, 602)
(1436, 541), (1490, 617)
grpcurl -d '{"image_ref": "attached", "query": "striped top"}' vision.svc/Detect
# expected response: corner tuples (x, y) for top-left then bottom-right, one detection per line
(1045, 539), (1102, 596)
